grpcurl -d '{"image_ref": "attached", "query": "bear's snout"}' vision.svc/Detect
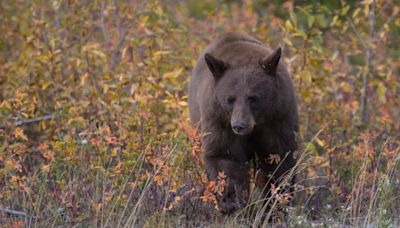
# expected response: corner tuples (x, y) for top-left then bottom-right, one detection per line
(231, 122), (253, 135)
(231, 104), (255, 135)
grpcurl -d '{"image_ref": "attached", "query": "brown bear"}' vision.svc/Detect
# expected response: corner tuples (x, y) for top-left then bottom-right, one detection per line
(188, 32), (298, 214)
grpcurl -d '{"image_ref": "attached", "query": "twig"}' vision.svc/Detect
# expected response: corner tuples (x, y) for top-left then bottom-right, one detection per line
(0, 114), (53, 129)
(346, 0), (377, 126)
(359, 0), (376, 126)
(100, 1), (109, 43)
(376, 0), (391, 18)
(377, 6), (400, 35)
(346, 16), (368, 50)
(0, 208), (37, 219)
(111, 28), (128, 67)
(111, 0), (129, 68)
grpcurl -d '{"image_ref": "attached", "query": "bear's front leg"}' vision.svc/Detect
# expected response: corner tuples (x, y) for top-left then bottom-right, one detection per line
(204, 155), (248, 214)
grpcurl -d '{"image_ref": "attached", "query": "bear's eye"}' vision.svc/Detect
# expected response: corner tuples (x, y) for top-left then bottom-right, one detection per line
(226, 97), (236, 105)
(248, 96), (259, 103)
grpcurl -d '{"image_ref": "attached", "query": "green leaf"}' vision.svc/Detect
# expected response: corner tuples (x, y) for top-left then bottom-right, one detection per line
(307, 15), (315, 28)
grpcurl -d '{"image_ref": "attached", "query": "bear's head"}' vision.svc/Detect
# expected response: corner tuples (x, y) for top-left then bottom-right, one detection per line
(205, 48), (282, 135)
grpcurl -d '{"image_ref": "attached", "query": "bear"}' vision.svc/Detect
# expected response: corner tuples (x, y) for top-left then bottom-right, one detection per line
(188, 32), (299, 214)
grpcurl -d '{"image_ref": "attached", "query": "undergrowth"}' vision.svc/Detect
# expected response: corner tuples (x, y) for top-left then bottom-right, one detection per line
(0, 0), (399, 227)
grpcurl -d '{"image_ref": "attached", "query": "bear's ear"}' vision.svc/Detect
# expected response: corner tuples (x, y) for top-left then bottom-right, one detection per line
(259, 47), (281, 76)
(204, 53), (228, 79)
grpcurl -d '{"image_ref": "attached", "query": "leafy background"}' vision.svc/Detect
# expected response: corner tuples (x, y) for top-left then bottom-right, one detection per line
(0, 0), (399, 227)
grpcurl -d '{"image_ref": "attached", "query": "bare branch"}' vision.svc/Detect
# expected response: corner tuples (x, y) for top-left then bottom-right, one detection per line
(0, 114), (54, 129)
(368, 0), (376, 39)
(112, 28), (128, 67)
(111, 0), (130, 68)
(376, 0), (392, 18)
(0, 208), (37, 219)
(348, 1), (378, 126)
(100, 1), (109, 42)
(360, 0), (376, 126)
(377, 6), (400, 35)
(346, 16), (368, 50)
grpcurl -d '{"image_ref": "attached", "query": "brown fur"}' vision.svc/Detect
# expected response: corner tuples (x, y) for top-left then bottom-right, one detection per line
(188, 32), (299, 214)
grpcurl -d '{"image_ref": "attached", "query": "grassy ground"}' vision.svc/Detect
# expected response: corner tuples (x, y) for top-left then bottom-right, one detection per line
(1, 0), (399, 227)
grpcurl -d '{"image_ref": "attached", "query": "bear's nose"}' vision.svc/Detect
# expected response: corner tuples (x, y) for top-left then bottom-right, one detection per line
(232, 123), (248, 133)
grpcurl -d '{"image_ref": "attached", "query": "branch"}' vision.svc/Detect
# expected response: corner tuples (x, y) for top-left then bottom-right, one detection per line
(377, 6), (400, 35)
(111, 0), (129, 68)
(0, 208), (37, 219)
(376, 0), (392, 18)
(346, 16), (368, 50)
(100, 1), (109, 43)
(368, 0), (376, 40)
(0, 114), (53, 129)
(347, 1), (377, 126)
(360, 0), (376, 126)
(112, 28), (128, 67)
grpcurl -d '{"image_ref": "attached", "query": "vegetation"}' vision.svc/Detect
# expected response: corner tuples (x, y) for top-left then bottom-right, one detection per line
(0, 0), (399, 227)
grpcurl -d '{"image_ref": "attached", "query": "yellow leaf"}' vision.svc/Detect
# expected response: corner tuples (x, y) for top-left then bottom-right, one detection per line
(139, 15), (149, 28)
(320, 160), (330, 168)
(103, 84), (109, 93)
(267, 154), (281, 164)
(41, 164), (50, 173)
(163, 68), (183, 79)
(42, 81), (50, 89)
(15, 127), (28, 141)
(91, 49), (107, 60)
(43, 151), (55, 161)
(377, 82), (386, 103)
(0, 101), (12, 110)
(111, 148), (118, 157)
(153, 51), (171, 57)
(352, 8), (361, 18)
(283, 37), (293, 46)
(285, 20), (293, 31)
(316, 138), (326, 147)
(178, 101), (187, 106)
(80, 73), (89, 86)
(36, 55), (49, 63)
(341, 5), (350, 16)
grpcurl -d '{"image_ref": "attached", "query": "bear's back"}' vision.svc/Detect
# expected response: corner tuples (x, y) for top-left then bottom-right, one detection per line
(204, 32), (272, 66)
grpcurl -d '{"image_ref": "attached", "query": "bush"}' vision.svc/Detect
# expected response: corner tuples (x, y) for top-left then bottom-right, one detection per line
(0, 0), (399, 226)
